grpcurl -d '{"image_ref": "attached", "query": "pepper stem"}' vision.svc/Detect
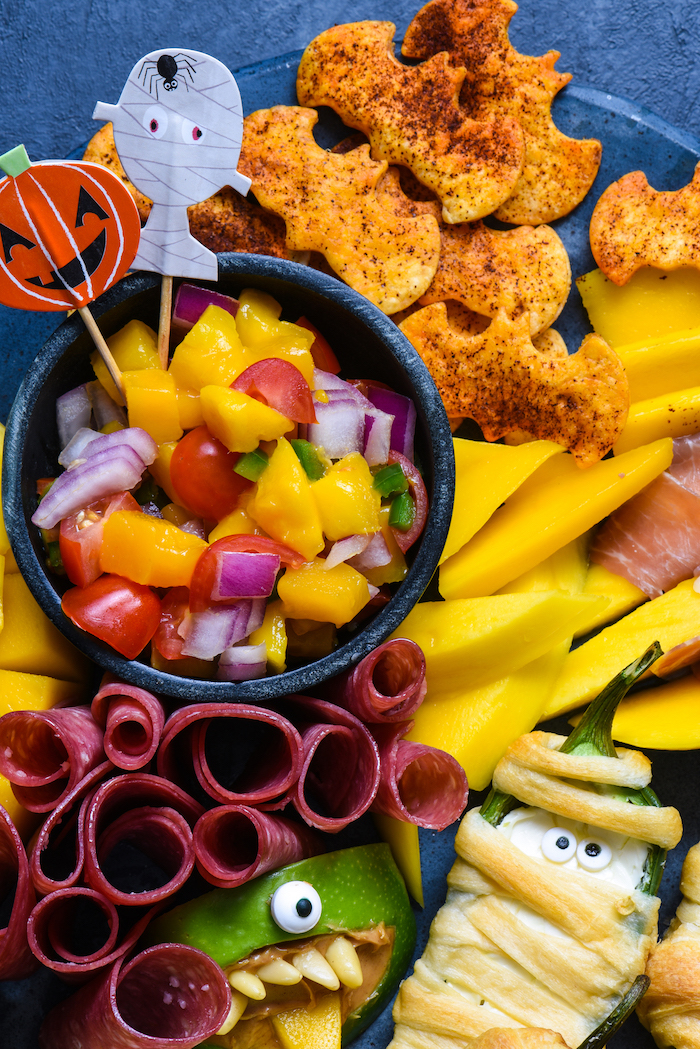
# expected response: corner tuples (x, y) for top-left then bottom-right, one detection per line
(577, 975), (650, 1049)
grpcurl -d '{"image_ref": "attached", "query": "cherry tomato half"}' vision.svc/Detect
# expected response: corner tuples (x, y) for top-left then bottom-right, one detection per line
(388, 451), (429, 553)
(152, 586), (190, 661)
(59, 491), (141, 588)
(189, 535), (306, 613)
(231, 358), (317, 424)
(170, 425), (251, 522)
(62, 574), (162, 659)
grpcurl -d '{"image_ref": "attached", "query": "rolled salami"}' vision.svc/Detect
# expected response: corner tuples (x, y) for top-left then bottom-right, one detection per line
(0, 805), (38, 980)
(332, 638), (427, 722)
(91, 679), (166, 770)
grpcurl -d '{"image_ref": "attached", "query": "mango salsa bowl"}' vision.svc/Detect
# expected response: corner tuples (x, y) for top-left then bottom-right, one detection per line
(2, 253), (454, 701)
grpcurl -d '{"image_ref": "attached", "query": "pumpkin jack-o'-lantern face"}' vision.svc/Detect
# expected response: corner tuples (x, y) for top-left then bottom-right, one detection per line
(0, 161), (141, 312)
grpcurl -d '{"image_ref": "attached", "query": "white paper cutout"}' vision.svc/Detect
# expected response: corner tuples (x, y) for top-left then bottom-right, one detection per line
(94, 48), (252, 279)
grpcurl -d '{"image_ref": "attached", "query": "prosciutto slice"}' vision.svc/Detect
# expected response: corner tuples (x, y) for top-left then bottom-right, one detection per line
(370, 723), (469, 831)
(157, 704), (303, 806)
(0, 805), (38, 980)
(331, 638), (427, 722)
(281, 696), (381, 832)
(91, 679), (167, 770)
(193, 804), (323, 888)
(38, 943), (231, 1049)
(0, 705), (105, 812)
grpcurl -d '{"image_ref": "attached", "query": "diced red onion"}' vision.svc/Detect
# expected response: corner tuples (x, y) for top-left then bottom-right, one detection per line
(57, 384), (92, 449)
(58, 427), (102, 467)
(363, 409), (393, 467)
(86, 380), (127, 430)
(348, 530), (392, 570)
(212, 551), (280, 600)
(325, 534), (371, 569)
(179, 600), (266, 660)
(173, 282), (239, 335)
(366, 386), (417, 461)
(75, 427), (158, 466)
(32, 448), (148, 529)
(307, 399), (364, 458)
(179, 518), (207, 540)
(217, 643), (267, 681)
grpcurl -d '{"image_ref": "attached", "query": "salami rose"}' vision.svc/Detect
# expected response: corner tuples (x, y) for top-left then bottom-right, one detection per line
(0, 805), (38, 980)
(91, 679), (166, 770)
(370, 722), (468, 830)
(38, 943), (231, 1049)
(193, 804), (323, 888)
(0, 705), (105, 812)
(332, 637), (427, 722)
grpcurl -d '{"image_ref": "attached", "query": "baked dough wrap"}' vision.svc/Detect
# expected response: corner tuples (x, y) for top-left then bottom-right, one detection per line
(492, 733), (681, 849)
(637, 842), (700, 1048)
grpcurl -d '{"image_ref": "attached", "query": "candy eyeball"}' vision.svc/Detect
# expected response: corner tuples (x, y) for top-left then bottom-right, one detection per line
(270, 881), (322, 933)
(144, 106), (168, 138)
(541, 827), (577, 862)
(576, 839), (613, 872)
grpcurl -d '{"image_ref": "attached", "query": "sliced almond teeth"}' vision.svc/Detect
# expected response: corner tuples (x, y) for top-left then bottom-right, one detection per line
(256, 958), (303, 985)
(325, 936), (364, 988)
(228, 970), (267, 1000)
(292, 947), (340, 990)
(216, 989), (248, 1035)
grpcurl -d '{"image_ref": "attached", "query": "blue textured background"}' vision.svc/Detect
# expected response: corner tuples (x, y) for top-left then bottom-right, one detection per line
(1, 2), (700, 1048)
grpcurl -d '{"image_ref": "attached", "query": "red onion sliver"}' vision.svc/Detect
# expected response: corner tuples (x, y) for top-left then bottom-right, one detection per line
(0, 805), (38, 980)
(325, 534), (371, 570)
(363, 409), (393, 467)
(91, 680), (166, 771)
(366, 386), (417, 462)
(217, 643), (267, 681)
(193, 804), (323, 888)
(57, 384), (92, 449)
(180, 600), (265, 659)
(348, 530), (392, 571)
(332, 638), (427, 723)
(0, 706), (105, 812)
(212, 551), (280, 600)
(58, 425), (103, 466)
(370, 722), (468, 830)
(173, 282), (239, 332)
(307, 398), (364, 458)
(32, 448), (148, 529)
(38, 943), (231, 1049)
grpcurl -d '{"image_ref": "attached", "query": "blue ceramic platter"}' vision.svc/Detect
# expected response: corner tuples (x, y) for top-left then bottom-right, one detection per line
(2, 48), (700, 1049)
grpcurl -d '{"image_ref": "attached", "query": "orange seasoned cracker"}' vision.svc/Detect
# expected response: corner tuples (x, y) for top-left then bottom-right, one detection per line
(590, 164), (700, 285)
(399, 305), (629, 465)
(296, 20), (524, 224)
(402, 0), (601, 224)
(84, 123), (291, 258)
(238, 106), (441, 314)
(420, 220), (571, 335)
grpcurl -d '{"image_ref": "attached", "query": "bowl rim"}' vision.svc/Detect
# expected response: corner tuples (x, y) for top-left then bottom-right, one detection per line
(3, 253), (454, 701)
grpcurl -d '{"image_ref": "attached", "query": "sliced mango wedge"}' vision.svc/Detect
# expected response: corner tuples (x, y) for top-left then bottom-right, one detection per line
(272, 991), (342, 1049)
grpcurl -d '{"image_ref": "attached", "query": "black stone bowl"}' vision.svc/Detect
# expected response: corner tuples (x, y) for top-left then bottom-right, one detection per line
(2, 254), (454, 702)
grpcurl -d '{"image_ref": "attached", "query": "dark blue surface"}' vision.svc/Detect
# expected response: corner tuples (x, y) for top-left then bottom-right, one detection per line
(1, 4), (700, 1048)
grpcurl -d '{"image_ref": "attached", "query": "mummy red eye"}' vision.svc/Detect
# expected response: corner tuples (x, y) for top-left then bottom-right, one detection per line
(181, 119), (205, 144)
(143, 106), (168, 138)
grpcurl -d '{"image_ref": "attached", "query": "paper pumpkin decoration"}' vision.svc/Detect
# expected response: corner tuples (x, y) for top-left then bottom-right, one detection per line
(94, 48), (252, 280)
(0, 155), (141, 312)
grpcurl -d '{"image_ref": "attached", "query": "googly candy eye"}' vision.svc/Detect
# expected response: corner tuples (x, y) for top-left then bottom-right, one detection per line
(144, 106), (169, 138)
(181, 118), (205, 143)
(576, 839), (613, 872)
(270, 881), (322, 933)
(541, 827), (577, 862)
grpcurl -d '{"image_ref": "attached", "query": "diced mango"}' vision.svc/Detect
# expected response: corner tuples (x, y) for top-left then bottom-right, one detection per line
(272, 991), (341, 1049)
(441, 438), (564, 564)
(0, 573), (91, 683)
(122, 368), (183, 445)
(101, 511), (207, 588)
(543, 577), (700, 718)
(278, 560), (370, 628)
(249, 599), (287, 675)
(286, 619), (337, 660)
(168, 304), (251, 391)
(250, 438), (324, 560)
(173, 379), (204, 430)
(200, 385), (292, 453)
(573, 562), (647, 639)
(616, 325), (700, 403)
(393, 591), (606, 691)
(95, 320), (159, 405)
(613, 386), (700, 454)
(577, 267), (700, 347)
(147, 442), (181, 505)
(439, 439), (673, 599)
(236, 289), (315, 386)
(584, 674), (700, 750)
(312, 454), (381, 541)
(208, 503), (261, 542)
(373, 813), (423, 907)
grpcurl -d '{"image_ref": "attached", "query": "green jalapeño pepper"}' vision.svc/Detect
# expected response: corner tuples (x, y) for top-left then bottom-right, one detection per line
(146, 843), (416, 1048)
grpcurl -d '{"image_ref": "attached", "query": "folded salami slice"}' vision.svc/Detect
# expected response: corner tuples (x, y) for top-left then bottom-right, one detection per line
(82, 773), (203, 907)
(38, 943), (231, 1049)
(0, 805), (38, 980)
(331, 638), (427, 722)
(0, 705), (105, 812)
(157, 704), (303, 806)
(281, 696), (381, 832)
(370, 722), (469, 830)
(91, 679), (167, 770)
(193, 804), (323, 888)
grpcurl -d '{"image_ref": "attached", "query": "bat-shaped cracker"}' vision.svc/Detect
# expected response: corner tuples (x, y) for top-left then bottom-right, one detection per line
(399, 304), (629, 465)
(296, 21), (525, 224)
(590, 163), (700, 285)
(402, 0), (602, 225)
(238, 106), (441, 314)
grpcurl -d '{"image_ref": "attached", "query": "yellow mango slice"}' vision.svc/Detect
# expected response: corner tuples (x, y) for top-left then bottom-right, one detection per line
(498, 534), (589, 595)
(407, 648), (567, 792)
(573, 562), (647, 639)
(147, 442), (180, 505)
(569, 674), (700, 750)
(168, 304), (251, 391)
(95, 319), (159, 405)
(373, 813), (423, 907)
(393, 591), (606, 691)
(122, 368), (183, 445)
(613, 386), (700, 455)
(200, 385), (292, 453)
(543, 577), (700, 718)
(616, 325), (700, 403)
(577, 267), (700, 347)
(0, 574), (91, 683)
(440, 438), (564, 564)
(250, 438), (324, 560)
(272, 991), (341, 1049)
(249, 599), (287, 675)
(439, 439), (673, 599)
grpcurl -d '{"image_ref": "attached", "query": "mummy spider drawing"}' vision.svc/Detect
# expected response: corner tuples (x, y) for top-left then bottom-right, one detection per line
(94, 48), (251, 278)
